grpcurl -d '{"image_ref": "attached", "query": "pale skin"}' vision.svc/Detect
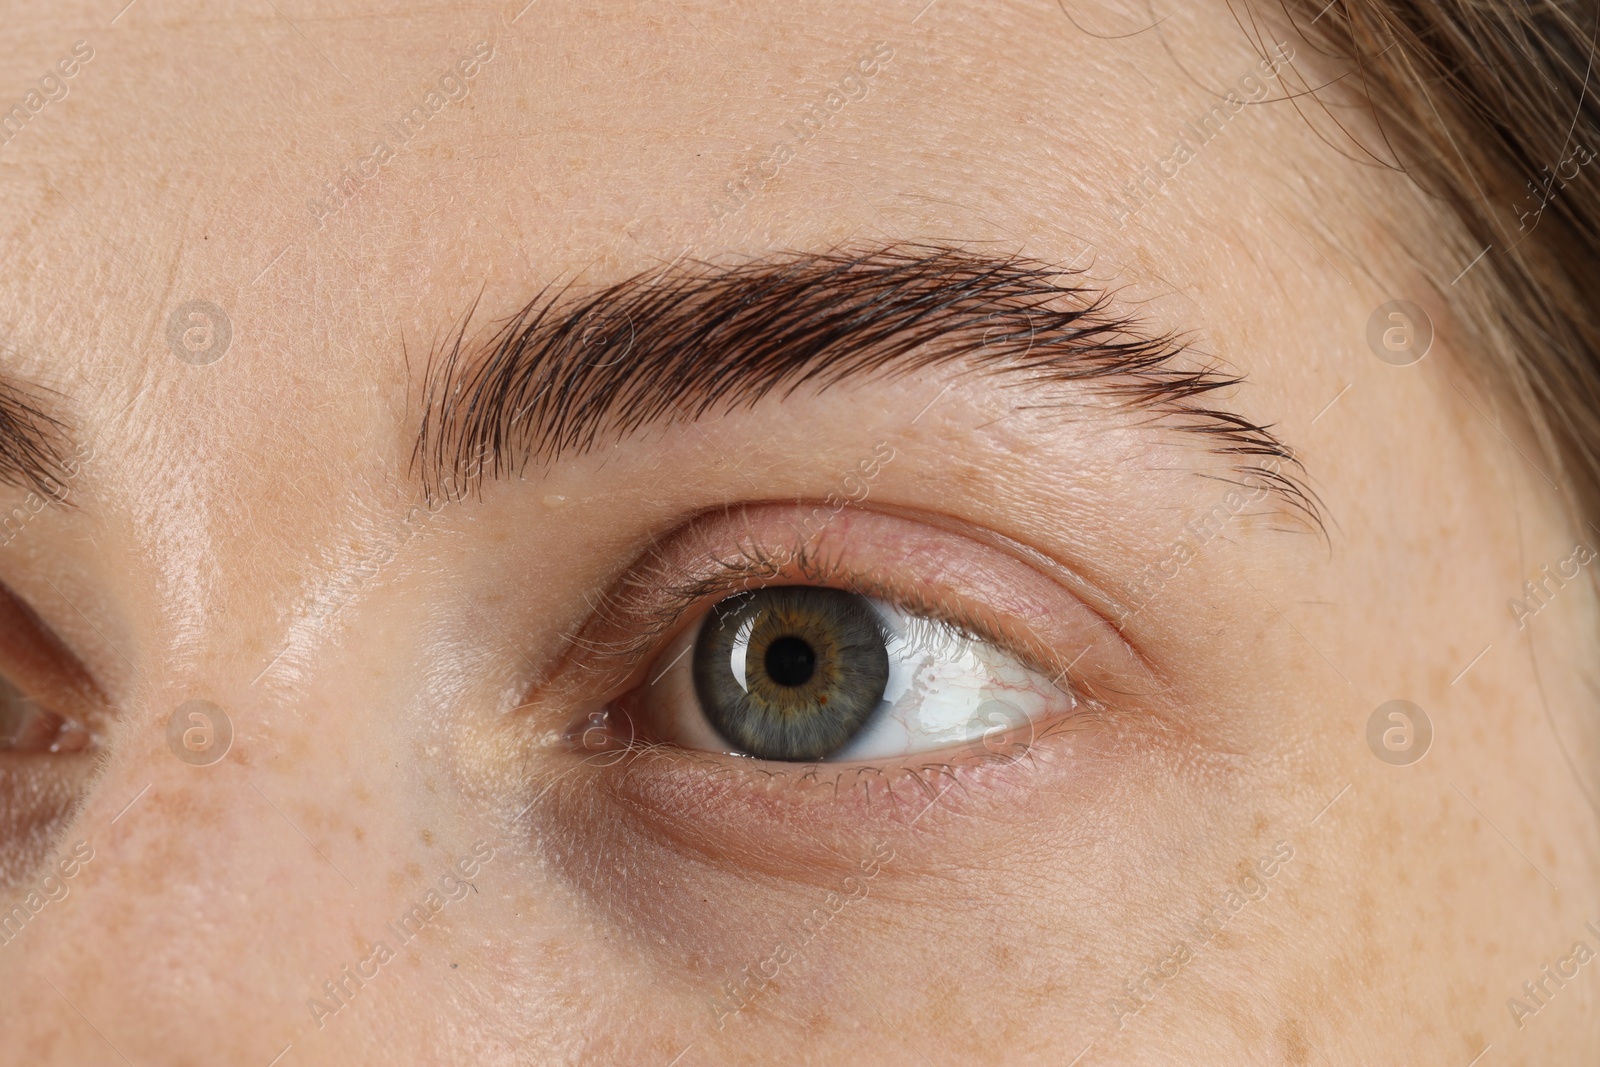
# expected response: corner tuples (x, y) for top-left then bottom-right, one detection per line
(0, 0), (1596, 1063)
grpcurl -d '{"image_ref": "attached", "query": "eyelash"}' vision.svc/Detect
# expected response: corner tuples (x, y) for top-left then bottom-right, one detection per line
(536, 514), (1121, 789)
(576, 526), (1073, 692)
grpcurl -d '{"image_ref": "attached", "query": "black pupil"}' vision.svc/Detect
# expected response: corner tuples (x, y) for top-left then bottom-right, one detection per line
(763, 635), (817, 687)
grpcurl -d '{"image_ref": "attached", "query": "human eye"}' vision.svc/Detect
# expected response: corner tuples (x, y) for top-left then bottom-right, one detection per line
(552, 503), (1149, 781)
(0, 586), (100, 757)
(627, 585), (1071, 763)
(0, 581), (107, 873)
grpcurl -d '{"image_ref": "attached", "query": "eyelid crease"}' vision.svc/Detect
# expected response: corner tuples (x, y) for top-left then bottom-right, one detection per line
(559, 512), (1091, 710)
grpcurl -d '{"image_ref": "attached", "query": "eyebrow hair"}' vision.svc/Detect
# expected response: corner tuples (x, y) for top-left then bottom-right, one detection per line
(0, 375), (72, 501)
(414, 244), (1318, 525)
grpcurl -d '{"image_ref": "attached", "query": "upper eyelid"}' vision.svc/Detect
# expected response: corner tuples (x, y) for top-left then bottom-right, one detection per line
(557, 506), (1109, 701)
(571, 535), (847, 669)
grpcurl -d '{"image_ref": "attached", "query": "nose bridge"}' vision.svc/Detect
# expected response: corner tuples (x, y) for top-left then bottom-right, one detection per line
(0, 430), (551, 1060)
(55, 469), (446, 919)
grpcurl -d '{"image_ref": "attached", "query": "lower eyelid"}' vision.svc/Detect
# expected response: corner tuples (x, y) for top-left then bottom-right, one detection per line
(549, 701), (1131, 873)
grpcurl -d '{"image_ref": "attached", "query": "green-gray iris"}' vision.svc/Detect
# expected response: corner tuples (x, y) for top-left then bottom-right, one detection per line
(692, 586), (891, 761)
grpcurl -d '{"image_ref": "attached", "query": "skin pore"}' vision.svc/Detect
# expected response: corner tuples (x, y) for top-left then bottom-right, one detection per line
(0, 0), (1597, 1063)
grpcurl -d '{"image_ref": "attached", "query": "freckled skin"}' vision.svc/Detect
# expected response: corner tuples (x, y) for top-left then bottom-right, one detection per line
(0, 1), (1592, 1065)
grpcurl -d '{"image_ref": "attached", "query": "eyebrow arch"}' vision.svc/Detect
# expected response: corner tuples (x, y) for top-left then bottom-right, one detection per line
(414, 244), (1318, 525)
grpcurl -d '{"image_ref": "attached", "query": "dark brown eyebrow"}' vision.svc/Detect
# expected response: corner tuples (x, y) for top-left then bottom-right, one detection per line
(414, 244), (1318, 525)
(0, 372), (73, 502)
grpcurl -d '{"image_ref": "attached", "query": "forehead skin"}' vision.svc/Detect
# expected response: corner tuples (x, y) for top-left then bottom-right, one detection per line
(0, 1), (1597, 1065)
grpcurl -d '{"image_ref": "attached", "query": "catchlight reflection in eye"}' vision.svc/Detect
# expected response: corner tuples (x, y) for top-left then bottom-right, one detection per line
(635, 586), (1072, 762)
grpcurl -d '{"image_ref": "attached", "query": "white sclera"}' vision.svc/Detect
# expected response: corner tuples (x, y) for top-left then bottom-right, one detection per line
(830, 600), (1070, 760)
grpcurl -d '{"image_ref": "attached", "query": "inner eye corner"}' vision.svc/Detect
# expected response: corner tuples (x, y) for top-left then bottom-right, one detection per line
(0, 590), (107, 757)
